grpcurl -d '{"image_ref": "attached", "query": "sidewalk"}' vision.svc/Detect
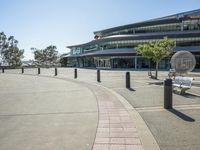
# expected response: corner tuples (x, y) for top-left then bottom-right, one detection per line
(54, 77), (159, 150)
(82, 83), (159, 150)
(0, 73), (159, 150)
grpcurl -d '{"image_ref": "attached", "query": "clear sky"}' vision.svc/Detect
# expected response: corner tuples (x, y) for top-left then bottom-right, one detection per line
(1, 0), (200, 60)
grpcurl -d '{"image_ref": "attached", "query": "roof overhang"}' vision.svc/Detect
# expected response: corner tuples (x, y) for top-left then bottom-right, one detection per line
(68, 31), (200, 48)
(63, 46), (200, 59)
(65, 48), (135, 58)
(94, 9), (200, 36)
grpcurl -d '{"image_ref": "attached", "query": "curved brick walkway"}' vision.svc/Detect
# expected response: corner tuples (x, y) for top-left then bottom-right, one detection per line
(88, 84), (144, 150)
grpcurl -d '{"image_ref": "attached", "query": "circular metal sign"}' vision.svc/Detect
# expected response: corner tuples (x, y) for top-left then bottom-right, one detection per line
(170, 51), (196, 74)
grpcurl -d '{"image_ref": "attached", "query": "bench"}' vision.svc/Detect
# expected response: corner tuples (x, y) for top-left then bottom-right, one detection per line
(173, 76), (193, 94)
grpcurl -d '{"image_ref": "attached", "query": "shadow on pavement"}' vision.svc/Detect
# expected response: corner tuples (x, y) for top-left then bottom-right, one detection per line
(174, 92), (200, 99)
(128, 88), (135, 91)
(168, 108), (195, 122)
(148, 82), (163, 86)
(182, 93), (200, 98)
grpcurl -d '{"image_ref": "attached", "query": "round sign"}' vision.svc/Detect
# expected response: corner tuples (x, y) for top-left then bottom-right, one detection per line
(170, 51), (196, 74)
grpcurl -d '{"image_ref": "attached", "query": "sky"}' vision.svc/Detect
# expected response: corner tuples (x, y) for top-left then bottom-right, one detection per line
(1, 0), (200, 60)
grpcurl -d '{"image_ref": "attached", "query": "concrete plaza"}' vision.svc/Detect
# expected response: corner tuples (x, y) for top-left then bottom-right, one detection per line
(0, 74), (98, 150)
(0, 68), (200, 150)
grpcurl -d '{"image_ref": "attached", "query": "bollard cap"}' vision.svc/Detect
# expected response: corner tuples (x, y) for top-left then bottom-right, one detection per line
(164, 78), (172, 86)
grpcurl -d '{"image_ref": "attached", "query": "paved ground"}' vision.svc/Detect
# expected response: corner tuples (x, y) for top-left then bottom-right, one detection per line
(139, 108), (200, 150)
(1, 68), (200, 150)
(84, 83), (146, 150)
(0, 72), (156, 150)
(0, 74), (98, 150)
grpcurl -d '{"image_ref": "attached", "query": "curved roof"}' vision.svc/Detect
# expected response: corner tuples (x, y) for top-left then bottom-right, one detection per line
(65, 48), (134, 58)
(65, 46), (200, 58)
(94, 9), (200, 36)
(68, 30), (200, 48)
(173, 46), (200, 52)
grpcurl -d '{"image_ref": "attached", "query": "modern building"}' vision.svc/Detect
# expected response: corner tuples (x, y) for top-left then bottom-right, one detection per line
(64, 9), (200, 70)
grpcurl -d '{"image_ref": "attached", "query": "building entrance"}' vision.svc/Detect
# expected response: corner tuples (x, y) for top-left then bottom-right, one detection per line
(94, 57), (111, 69)
(112, 57), (135, 68)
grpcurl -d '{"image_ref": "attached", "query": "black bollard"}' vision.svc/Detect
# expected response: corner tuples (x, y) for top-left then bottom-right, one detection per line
(22, 67), (24, 74)
(126, 72), (130, 89)
(2, 68), (4, 73)
(164, 78), (173, 109)
(55, 67), (57, 76)
(74, 68), (77, 79)
(38, 67), (40, 74)
(97, 69), (100, 82)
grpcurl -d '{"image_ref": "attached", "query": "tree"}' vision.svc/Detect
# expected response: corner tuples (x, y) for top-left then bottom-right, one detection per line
(32, 45), (58, 67)
(0, 32), (8, 62)
(0, 32), (24, 67)
(2, 46), (24, 67)
(136, 37), (174, 79)
(59, 54), (68, 67)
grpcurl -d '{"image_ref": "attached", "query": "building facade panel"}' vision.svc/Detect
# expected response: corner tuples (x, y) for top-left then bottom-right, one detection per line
(65, 9), (200, 70)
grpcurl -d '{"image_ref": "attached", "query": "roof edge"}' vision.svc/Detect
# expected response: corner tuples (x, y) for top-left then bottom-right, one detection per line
(93, 9), (200, 35)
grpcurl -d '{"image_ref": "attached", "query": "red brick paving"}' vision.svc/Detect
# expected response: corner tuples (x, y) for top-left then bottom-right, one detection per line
(92, 87), (144, 150)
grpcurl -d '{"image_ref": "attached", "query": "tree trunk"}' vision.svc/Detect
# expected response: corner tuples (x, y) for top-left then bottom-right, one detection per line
(149, 60), (151, 72)
(155, 61), (159, 79)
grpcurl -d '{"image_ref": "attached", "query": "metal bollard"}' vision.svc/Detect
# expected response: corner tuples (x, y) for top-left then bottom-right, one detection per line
(126, 72), (130, 89)
(22, 67), (24, 74)
(74, 68), (77, 79)
(38, 68), (40, 74)
(164, 78), (173, 109)
(97, 69), (100, 82)
(2, 68), (4, 73)
(55, 67), (57, 76)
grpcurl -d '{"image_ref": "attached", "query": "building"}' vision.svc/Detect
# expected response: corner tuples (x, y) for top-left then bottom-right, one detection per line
(65, 9), (200, 70)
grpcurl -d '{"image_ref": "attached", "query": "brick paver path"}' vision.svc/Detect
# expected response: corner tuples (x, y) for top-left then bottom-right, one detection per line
(91, 85), (144, 150)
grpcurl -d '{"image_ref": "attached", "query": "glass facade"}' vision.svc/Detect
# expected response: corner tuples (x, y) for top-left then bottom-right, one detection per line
(182, 20), (200, 31)
(72, 37), (200, 53)
(112, 57), (135, 69)
(67, 9), (200, 70)
(101, 20), (200, 37)
(103, 23), (183, 37)
(94, 57), (111, 68)
(194, 55), (200, 69)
